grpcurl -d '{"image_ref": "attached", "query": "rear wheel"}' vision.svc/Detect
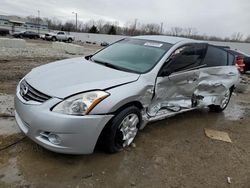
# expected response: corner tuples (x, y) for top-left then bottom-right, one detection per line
(209, 88), (232, 112)
(102, 106), (141, 153)
(52, 37), (56, 41)
(68, 38), (73, 43)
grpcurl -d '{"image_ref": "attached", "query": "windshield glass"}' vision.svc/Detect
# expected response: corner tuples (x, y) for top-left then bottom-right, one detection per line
(91, 38), (172, 73)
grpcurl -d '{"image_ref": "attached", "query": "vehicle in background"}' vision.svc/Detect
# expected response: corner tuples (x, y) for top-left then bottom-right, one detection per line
(15, 36), (239, 154)
(12, 31), (40, 39)
(226, 49), (250, 73)
(0, 28), (9, 36)
(40, 34), (46, 40)
(100, 41), (109, 47)
(45, 31), (75, 43)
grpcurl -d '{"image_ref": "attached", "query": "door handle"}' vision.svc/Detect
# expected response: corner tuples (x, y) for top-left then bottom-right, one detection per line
(227, 72), (236, 76)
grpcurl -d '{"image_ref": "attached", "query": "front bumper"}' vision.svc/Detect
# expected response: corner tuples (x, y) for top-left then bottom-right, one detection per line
(14, 93), (113, 154)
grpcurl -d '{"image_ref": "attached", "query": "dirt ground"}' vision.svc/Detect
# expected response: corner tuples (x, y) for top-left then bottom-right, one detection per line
(0, 39), (250, 188)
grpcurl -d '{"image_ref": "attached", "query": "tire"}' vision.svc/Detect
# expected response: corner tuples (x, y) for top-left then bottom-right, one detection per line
(209, 88), (232, 112)
(52, 37), (56, 41)
(101, 106), (141, 153)
(68, 38), (72, 43)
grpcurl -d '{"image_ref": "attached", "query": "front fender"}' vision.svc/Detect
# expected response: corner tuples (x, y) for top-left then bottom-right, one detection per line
(89, 78), (154, 115)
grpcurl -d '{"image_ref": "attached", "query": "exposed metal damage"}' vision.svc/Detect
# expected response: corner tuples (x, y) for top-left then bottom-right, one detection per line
(140, 66), (240, 128)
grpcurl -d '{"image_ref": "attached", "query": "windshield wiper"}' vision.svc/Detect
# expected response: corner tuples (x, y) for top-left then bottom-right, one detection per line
(91, 59), (131, 72)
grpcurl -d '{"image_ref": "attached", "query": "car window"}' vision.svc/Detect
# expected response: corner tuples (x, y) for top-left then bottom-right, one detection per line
(91, 38), (172, 73)
(58, 32), (65, 35)
(228, 53), (235, 65)
(202, 45), (228, 67)
(162, 44), (206, 73)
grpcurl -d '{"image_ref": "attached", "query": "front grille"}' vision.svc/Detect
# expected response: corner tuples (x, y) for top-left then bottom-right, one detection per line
(20, 80), (51, 103)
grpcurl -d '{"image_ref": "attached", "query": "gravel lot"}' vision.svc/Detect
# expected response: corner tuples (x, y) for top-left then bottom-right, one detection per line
(0, 39), (250, 188)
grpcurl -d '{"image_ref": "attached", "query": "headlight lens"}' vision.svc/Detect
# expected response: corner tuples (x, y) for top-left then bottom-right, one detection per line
(52, 91), (109, 115)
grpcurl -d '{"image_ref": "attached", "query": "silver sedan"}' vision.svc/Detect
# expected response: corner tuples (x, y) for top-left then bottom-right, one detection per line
(15, 35), (239, 154)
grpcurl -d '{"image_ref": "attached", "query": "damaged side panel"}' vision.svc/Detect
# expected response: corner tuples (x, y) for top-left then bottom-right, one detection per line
(193, 66), (239, 107)
(146, 66), (239, 122)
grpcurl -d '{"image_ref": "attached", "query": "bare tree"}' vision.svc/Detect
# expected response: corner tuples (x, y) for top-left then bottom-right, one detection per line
(140, 23), (161, 35)
(96, 19), (105, 33)
(244, 35), (250, 43)
(63, 21), (75, 32)
(231, 32), (243, 41)
(171, 27), (183, 36)
(185, 27), (198, 37)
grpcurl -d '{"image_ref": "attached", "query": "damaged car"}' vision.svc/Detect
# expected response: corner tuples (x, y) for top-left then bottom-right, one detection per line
(15, 36), (239, 154)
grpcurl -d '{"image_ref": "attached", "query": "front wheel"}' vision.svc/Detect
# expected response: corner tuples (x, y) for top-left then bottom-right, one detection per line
(102, 106), (141, 153)
(209, 88), (232, 112)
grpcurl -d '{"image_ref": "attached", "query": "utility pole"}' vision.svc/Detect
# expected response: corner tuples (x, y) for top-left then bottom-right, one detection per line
(37, 10), (40, 34)
(72, 12), (78, 31)
(160, 22), (163, 34)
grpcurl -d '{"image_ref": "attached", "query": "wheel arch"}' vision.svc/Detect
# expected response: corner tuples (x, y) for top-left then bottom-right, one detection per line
(94, 100), (144, 151)
(111, 101), (144, 115)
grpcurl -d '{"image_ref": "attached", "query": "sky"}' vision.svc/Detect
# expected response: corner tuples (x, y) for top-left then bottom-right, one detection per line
(0, 0), (250, 38)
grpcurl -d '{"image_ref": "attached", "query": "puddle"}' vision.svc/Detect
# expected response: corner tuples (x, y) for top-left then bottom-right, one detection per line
(0, 118), (20, 136)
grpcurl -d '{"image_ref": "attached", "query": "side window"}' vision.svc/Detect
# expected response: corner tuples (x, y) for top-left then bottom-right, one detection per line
(58, 32), (65, 35)
(163, 44), (206, 73)
(228, 53), (235, 65)
(202, 45), (227, 67)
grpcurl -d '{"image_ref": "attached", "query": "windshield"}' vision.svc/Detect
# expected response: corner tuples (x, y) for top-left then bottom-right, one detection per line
(91, 38), (172, 73)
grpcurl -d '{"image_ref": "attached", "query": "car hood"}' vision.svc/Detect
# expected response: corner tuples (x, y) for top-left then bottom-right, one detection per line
(25, 57), (140, 98)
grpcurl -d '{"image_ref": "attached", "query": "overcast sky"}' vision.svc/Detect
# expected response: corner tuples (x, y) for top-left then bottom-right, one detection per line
(0, 0), (249, 38)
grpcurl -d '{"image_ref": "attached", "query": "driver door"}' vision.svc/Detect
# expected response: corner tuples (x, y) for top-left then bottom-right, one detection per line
(148, 43), (207, 116)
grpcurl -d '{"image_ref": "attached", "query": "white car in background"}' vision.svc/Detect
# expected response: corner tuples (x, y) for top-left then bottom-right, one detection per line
(45, 31), (75, 43)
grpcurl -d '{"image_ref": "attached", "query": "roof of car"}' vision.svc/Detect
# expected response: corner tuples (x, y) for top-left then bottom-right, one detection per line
(133, 35), (195, 44)
(227, 49), (250, 57)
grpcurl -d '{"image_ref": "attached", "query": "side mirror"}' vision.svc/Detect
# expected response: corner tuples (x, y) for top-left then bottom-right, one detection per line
(85, 55), (93, 60)
(159, 68), (172, 77)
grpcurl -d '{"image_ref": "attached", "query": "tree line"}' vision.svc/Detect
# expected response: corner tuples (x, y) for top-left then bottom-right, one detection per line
(27, 16), (250, 43)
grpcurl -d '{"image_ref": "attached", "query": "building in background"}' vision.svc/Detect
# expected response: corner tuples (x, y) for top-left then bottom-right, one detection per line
(0, 15), (48, 34)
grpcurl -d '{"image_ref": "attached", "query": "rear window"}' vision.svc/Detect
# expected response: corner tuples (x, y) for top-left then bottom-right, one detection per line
(202, 45), (228, 67)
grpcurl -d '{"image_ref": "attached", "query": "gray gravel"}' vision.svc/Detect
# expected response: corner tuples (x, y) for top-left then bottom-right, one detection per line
(0, 47), (75, 59)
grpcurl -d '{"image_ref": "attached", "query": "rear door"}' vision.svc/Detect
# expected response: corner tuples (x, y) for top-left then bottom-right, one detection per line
(148, 43), (207, 116)
(195, 45), (239, 106)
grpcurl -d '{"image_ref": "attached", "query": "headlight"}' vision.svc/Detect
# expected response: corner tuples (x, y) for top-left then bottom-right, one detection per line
(52, 91), (109, 115)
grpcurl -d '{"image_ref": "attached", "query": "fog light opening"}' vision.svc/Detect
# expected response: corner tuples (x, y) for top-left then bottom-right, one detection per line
(48, 133), (61, 145)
